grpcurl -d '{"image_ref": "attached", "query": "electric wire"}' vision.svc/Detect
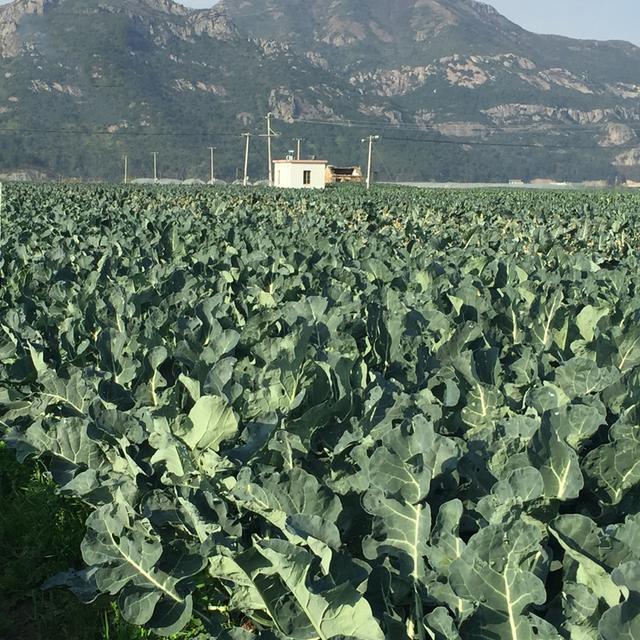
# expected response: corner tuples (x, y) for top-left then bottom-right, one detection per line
(0, 113), (637, 153)
(281, 117), (639, 151)
(0, 127), (245, 138)
(285, 115), (640, 137)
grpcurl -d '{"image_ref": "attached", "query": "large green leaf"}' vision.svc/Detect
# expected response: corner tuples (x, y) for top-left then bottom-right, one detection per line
(477, 467), (545, 524)
(6, 417), (106, 490)
(233, 467), (342, 545)
(575, 305), (609, 343)
(81, 500), (201, 636)
(583, 406), (640, 505)
(241, 540), (385, 640)
(550, 515), (625, 608)
(450, 521), (549, 640)
(527, 422), (584, 501)
(178, 394), (238, 451)
(614, 326), (640, 373)
(560, 582), (600, 640)
(362, 488), (431, 581)
(546, 402), (605, 450)
(554, 358), (619, 399)
(598, 562), (640, 640)
(426, 500), (474, 622)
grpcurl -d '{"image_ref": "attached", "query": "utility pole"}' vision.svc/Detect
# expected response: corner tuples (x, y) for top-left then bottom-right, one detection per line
(294, 138), (303, 160)
(208, 146), (216, 184)
(259, 113), (279, 186)
(362, 135), (380, 190)
(267, 113), (273, 186)
(123, 154), (128, 184)
(242, 133), (251, 187)
(152, 152), (158, 183)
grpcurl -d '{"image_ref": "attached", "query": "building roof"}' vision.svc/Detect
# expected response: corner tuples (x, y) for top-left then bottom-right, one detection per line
(273, 159), (328, 164)
(329, 166), (361, 174)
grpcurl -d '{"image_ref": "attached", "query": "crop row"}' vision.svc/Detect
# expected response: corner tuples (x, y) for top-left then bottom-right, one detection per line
(1, 185), (640, 639)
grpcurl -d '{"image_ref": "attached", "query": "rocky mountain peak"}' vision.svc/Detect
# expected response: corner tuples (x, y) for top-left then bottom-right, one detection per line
(1, 0), (639, 182)
(0, 0), (54, 15)
(0, 0), (55, 57)
(0, 0), (196, 19)
(1, 0), (239, 58)
(215, 0), (527, 73)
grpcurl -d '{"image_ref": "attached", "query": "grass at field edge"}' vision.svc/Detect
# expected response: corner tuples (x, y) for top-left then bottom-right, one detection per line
(0, 443), (204, 640)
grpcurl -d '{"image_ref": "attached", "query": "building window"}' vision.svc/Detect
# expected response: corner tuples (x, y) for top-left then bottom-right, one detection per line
(303, 170), (311, 185)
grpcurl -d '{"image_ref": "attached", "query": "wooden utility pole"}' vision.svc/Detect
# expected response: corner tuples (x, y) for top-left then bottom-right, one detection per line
(242, 133), (251, 186)
(362, 135), (380, 190)
(152, 152), (158, 183)
(294, 138), (303, 160)
(123, 155), (128, 184)
(208, 146), (216, 184)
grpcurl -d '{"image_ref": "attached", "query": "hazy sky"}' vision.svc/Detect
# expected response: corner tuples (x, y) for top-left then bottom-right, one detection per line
(487, 0), (639, 46)
(0, 0), (638, 46)
(174, 0), (217, 6)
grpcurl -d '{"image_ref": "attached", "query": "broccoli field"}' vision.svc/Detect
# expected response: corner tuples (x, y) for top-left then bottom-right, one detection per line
(1, 183), (640, 639)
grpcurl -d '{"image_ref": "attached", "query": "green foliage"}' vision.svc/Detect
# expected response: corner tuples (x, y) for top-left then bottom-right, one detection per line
(2, 184), (640, 639)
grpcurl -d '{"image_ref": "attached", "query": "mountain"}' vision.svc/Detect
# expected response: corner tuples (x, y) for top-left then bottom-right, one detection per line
(1, 0), (640, 182)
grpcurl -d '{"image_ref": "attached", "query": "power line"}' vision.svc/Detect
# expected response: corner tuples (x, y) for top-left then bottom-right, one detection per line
(0, 127), (246, 138)
(1, 109), (636, 143)
(0, 118), (637, 155)
(284, 115), (640, 136)
(276, 116), (640, 151)
(379, 135), (630, 151)
(2, 118), (633, 139)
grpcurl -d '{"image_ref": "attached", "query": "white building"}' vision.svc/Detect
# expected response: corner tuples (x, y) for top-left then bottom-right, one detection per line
(273, 159), (328, 189)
